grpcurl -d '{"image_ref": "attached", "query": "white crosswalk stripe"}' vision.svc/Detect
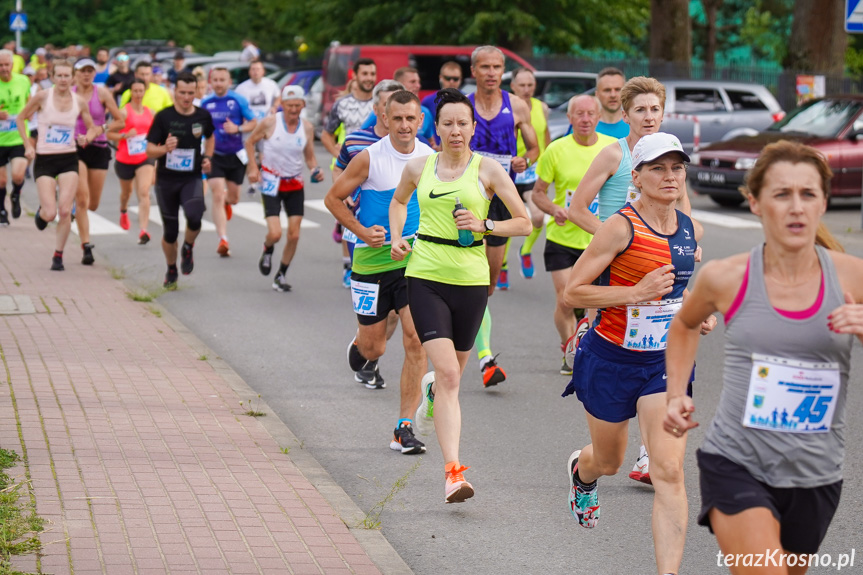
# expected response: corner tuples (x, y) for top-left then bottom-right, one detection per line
(128, 206), (217, 232)
(69, 210), (127, 236)
(690, 209), (762, 230)
(231, 201), (321, 228)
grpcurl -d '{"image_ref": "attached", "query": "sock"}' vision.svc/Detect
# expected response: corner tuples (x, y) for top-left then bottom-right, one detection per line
(11, 182), (22, 197)
(263, 243), (274, 253)
(53, 250), (63, 258)
(475, 305), (492, 364)
(501, 238), (510, 271)
(120, 209), (127, 214)
(397, 418), (412, 428)
(342, 257), (351, 270)
(574, 468), (597, 490)
(0, 187), (6, 210)
(520, 225), (541, 256)
(168, 264), (178, 273)
(278, 262), (289, 275)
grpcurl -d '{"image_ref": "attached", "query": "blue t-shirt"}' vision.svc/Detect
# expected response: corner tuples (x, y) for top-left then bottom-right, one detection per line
(201, 90), (256, 155)
(361, 106), (435, 144)
(597, 120), (630, 139)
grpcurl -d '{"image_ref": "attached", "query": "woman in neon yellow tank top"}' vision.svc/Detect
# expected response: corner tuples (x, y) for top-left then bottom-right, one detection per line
(390, 88), (531, 504)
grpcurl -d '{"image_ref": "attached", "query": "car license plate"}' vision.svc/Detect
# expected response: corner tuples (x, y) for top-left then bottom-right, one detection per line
(697, 171), (725, 185)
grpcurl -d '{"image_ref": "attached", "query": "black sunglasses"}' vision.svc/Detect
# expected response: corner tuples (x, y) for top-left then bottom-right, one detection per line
(442, 75), (461, 82)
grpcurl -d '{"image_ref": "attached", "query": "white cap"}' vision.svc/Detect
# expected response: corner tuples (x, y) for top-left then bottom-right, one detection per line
(632, 132), (690, 168)
(35, 47), (46, 56)
(22, 66), (35, 76)
(281, 85), (304, 101)
(74, 58), (97, 70)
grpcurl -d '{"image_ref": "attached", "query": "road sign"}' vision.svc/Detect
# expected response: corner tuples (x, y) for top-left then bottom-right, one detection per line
(9, 12), (27, 32)
(848, 0), (863, 32)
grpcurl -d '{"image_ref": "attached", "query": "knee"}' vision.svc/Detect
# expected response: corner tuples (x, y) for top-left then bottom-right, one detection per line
(649, 455), (685, 486)
(286, 228), (300, 243)
(163, 223), (180, 244)
(186, 219), (202, 232)
(433, 365), (461, 393)
(267, 230), (282, 244)
(357, 336), (385, 361)
(56, 205), (72, 220)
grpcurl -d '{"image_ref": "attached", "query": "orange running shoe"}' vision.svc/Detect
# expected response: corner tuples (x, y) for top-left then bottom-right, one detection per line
(225, 203), (233, 221)
(217, 239), (230, 257)
(445, 464), (474, 503)
(119, 211), (130, 230)
(481, 355), (506, 388)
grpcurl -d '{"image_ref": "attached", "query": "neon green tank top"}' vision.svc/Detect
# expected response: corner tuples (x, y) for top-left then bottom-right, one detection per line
(406, 153), (491, 286)
(0, 74), (30, 147)
(516, 97), (547, 157)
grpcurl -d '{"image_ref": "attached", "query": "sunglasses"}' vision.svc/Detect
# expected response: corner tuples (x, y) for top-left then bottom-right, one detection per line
(442, 75), (461, 82)
(117, 55), (129, 62)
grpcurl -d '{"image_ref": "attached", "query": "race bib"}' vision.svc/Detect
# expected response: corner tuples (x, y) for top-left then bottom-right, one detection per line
(127, 134), (148, 156)
(350, 280), (380, 317)
(622, 298), (682, 351)
(514, 163), (537, 185)
(343, 229), (358, 244)
(45, 125), (72, 145)
(588, 195), (600, 216)
(236, 148), (249, 165)
(260, 170), (279, 197)
(743, 354), (840, 433)
(0, 116), (18, 132)
(476, 150), (512, 173)
(165, 148), (195, 172)
(626, 184), (640, 204)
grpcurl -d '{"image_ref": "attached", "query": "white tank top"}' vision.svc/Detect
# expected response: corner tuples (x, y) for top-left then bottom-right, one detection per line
(37, 87), (80, 155)
(261, 113), (306, 178)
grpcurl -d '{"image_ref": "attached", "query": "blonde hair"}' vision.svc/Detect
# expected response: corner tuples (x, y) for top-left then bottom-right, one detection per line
(620, 76), (666, 113)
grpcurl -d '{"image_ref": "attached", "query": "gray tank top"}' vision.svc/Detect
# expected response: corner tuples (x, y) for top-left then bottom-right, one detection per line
(701, 245), (853, 488)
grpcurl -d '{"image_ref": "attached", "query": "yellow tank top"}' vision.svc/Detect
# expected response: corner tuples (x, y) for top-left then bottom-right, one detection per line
(516, 97), (547, 157)
(406, 153), (491, 286)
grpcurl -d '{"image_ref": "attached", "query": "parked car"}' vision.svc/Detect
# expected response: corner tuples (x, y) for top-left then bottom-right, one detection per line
(689, 96), (863, 206)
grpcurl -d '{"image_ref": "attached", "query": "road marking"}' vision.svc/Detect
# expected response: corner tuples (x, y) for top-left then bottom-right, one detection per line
(231, 201), (321, 228)
(69, 210), (127, 236)
(128, 206), (217, 232)
(304, 199), (330, 215)
(691, 209), (762, 230)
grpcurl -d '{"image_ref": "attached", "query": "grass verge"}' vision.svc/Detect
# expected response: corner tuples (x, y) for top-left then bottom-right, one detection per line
(0, 448), (43, 574)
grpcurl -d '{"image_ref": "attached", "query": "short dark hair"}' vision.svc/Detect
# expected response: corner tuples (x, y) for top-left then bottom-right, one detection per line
(353, 58), (375, 75)
(135, 60), (152, 72)
(385, 89), (421, 113)
(175, 71), (197, 87)
(130, 78), (146, 90)
(249, 59), (264, 67)
(434, 88), (474, 124)
(393, 66), (418, 83)
(97, 46), (109, 54)
(597, 67), (624, 80)
(511, 67), (534, 82)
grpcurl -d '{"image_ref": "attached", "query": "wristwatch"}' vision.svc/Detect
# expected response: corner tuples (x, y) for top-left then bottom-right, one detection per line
(483, 219), (495, 235)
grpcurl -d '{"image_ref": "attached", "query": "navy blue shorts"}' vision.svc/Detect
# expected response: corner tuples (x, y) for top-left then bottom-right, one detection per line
(562, 329), (693, 423)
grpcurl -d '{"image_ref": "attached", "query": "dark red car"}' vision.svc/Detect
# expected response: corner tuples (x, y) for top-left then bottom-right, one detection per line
(689, 96), (863, 206)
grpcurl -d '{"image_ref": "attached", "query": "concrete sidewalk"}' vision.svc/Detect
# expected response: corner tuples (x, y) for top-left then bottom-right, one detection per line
(0, 220), (410, 574)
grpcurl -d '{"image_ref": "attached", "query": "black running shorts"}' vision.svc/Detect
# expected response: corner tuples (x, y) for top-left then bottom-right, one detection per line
(407, 277), (487, 351)
(34, 152), (79, 179)
(76, 143), (111, 170)
(209, 152), (246, 185)
(544, 239), (584, 272)
(262, 189), (304, 218)
(351, 268), (409, 326)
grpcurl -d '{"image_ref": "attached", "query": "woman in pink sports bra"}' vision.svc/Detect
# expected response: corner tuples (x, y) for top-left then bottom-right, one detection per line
(665, 140), (863, 573)
(17, 59), (97, 271)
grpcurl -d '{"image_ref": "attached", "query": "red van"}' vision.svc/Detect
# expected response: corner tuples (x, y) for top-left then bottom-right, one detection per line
(321, 44), (533, 118)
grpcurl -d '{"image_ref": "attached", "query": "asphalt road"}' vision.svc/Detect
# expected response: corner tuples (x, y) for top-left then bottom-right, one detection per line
(16, 145), (863, 575)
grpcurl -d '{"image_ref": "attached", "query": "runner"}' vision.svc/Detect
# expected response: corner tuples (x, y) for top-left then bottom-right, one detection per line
(562, 133), (710, 575)
(93, 47), (111, 85)
(595, 68), (628, 138)
(321, 58), (376, 159)
(235, 60), (280, 120)
(508, 67), (551, 282)
(390, 88), (531, 500)
(0, 49), (31, 227)
(167, 50), (190, 88)
(468, 46), (538, 387)
(73, 57), (123, 265)
(420, 61), (462, 126)
(17, 59), (98, 271)
(245, 85), (323, 291)
(106, 52), (134, 103)
(324, 89), (432, 456)
(240, 39), (260, 63)
(109, 78), (155, 245)
(146, 71), (215, 287)
(664, 140), (863, 574)
(531, 95), (615, 374)
(201, 65), (257, 256)
(361, 67), (434, 144)
(120, 60), (173, 112)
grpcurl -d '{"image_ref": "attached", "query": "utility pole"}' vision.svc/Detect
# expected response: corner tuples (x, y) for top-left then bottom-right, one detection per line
(15, 0), (22, 49)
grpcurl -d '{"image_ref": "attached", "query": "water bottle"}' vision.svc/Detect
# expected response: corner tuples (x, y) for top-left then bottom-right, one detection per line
(452, 197), (474, 247)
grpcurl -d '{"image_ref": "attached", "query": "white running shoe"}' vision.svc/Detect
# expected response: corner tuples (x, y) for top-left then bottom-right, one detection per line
(628, 444), (651, 485)
(415, 371), (435, 436)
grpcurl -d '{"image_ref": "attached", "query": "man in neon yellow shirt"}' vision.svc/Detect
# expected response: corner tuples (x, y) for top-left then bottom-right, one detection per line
(0, 49), (30, 225)
(532, 94), (615, 374)
(120, 61), (172, 111)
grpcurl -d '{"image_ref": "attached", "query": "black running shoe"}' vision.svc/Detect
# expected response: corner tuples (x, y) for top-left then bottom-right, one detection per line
(51, 254), (64, 271)
(347, 338), (366, 372)
(35, 208), (48, 231)
(181, 242), (194, 275)
(10, 192), (20, 218)
(272, 272), (291, 292)
(138, 231), (150, 245)
(164, 267), (179, 287)
(390, 423), (426, 455)
(81, 243), (95, 265)
(355, 359), (385, 389)
(259, 245), (273, 276)
(0, 210), (8, 227)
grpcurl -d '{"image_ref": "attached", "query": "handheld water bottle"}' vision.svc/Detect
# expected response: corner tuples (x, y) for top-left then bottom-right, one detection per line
(452, 197), (474, 247)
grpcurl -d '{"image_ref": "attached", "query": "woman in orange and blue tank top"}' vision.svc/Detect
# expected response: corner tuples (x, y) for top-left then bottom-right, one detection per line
(560, 133), (715, 575)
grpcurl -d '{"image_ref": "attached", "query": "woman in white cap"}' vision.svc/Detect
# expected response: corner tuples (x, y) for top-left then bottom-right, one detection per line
(244, 84), (323, 292)
(562, 132), (713, 575)
(665, 140), (863, 574)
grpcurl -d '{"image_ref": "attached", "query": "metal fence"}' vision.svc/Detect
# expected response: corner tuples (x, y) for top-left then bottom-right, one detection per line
(527, 55), (863, 112)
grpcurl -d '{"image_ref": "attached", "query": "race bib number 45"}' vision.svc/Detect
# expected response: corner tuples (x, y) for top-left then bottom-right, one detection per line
(743, 354), (840, 433)
(350, 280), (380, 317)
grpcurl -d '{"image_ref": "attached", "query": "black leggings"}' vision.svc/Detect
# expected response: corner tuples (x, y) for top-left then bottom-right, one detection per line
(407, 277), (488, 352)
(155, 178), (205, 244)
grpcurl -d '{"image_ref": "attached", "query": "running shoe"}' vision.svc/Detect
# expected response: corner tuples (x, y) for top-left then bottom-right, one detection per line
(332, 222), (343, 243)
(0, 209), (8, 227)
(415, 372), (435, 436)
(225, 203), (233, 221)
(481, 355), (506, 388)
(568, 450), (600, 528)
(51, 254), (64, 271)
(445, 464), (474, 504)
(81, 243), (95, 266)
(272, 272), (292, 292)
(181, 242), (194, 275)
(355, 359), (384, 389)
(520, 253), (534, 279)
(35, 208), (47, 231)
(259, 245), (273, 276)
(119, 211), (130, 230)
(496, 269), (509, 290)
(217, 239), (230, 257)
(390, 422), (426, 455)
(138, 231), (150, 245)
(564, 316), (591, 369)
(629, 445), (652, 485)
(164, 267), (178, 288)
(560, 356), (573, 376)
(347, 337), (366, 372)
(10, 192), (20, 218)
(342, 267), (352, 289)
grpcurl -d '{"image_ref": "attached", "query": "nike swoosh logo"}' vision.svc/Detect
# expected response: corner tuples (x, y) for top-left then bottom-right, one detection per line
(662, 374), (667, 380)
(428, 189), (458, 199)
